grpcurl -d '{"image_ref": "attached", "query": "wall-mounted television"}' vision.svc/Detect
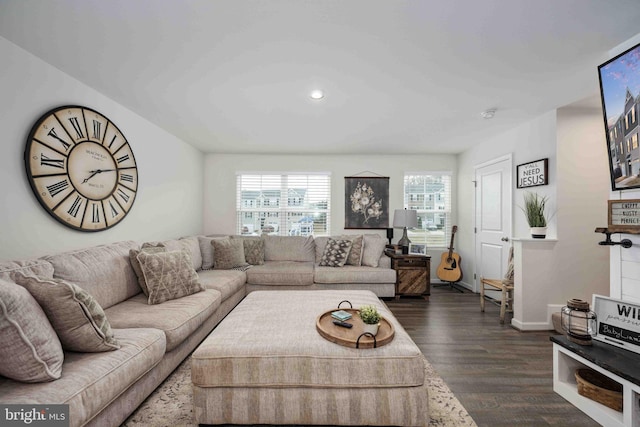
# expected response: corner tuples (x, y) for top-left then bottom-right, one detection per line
(598, 41), (640, 191)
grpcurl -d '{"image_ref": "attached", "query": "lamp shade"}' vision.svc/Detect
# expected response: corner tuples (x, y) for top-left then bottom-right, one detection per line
(393, 209), (418, 228)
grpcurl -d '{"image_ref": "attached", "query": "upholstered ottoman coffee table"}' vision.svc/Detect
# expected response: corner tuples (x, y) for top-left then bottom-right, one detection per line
(191, 290), (429, 426)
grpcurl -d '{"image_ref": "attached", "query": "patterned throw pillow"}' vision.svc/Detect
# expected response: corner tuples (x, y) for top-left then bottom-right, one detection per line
(243, 238), (265, 265)
(341, 234), (364, 266)
(319, 239), (353, 267)
(12, 272), (120, 352)
(212, 237), (248, 269)
(0, 279), (64, 382)
(136, 250), (204, 305)
(130, 243), (166, 295)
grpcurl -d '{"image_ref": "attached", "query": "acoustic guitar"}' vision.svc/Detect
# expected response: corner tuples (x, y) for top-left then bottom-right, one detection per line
(436, 225), (463, 283)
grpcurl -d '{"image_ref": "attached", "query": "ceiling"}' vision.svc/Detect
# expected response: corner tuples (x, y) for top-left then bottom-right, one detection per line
(1, 0), (639, 155)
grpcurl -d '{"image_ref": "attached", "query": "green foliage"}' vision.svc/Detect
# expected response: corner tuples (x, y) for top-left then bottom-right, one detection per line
(359, 305), (381, 325)
(521, 192), (549, 227)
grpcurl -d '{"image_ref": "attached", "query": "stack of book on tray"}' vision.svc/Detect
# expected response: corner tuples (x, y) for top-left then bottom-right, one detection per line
(331, 310), (352, 322)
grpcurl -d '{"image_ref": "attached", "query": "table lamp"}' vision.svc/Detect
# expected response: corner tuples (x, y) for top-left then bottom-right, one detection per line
(393, 209), (418, 253)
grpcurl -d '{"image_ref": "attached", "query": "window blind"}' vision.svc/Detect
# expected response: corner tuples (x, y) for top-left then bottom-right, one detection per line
(236, 173), (331, 236)
(403, 172), (453, 247)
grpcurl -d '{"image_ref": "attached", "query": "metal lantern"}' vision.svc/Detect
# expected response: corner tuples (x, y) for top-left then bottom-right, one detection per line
(561, 298), (597, 345)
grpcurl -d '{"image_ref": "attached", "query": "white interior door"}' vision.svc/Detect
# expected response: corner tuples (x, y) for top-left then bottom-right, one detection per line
(475, 155), (512, 295)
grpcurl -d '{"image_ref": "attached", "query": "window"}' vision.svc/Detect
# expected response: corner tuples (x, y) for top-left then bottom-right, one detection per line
(236, 173), (330, 236)
(403, 173), (453, 247)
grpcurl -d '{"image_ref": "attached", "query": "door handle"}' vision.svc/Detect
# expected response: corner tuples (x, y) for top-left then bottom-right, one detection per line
(501, 237), (509, 242)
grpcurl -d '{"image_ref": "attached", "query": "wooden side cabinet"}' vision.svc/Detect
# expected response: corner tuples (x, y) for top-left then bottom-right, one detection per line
(386, 252), (430, 300)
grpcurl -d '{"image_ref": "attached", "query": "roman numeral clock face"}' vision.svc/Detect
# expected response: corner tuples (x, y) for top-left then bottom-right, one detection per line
(24, 106), (138, 231)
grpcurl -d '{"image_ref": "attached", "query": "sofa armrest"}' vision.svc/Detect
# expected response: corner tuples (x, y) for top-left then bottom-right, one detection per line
(377, 255), (390, 269)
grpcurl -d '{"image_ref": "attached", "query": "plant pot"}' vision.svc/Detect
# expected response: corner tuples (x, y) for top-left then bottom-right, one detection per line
(531, 226), (547, 239)
(362, 323), (379, 336)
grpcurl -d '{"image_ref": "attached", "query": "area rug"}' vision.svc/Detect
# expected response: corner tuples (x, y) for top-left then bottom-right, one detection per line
(123, 356), (476, 427)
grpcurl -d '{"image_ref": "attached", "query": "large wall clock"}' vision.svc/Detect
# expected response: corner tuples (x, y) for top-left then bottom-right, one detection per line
(24, 105), (138, 232)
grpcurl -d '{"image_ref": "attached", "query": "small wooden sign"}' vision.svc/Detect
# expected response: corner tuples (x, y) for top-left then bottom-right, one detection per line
(516, 158), (548, 188)
(593, 294), (640, 355)
(608, 199), (640, 232)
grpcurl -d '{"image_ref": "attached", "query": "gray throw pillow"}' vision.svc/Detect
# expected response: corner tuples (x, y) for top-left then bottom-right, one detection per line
(319, 239), (353, 267)
(212, 237), (248, 269)
(130, 243), (166, 296)
(243, 238), (265, 265)
(341, 234), (364, 266)
(0, 279), (64, 382)
(12, 272), (120, 352)
(136, 250), (204, 305)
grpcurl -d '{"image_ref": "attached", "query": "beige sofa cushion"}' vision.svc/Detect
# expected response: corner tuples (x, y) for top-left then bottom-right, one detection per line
(0, 259), (54, 282)
(0, 328), (165, 427)
(263, 235), (315, 262)
(314, 265), (396, 284)
(13, 272), (120, 352)
(105, 289), (222, 352)
(136, 250), (204, 305)
(0, 279), (63, 382)
(198, 269), (247, 301)
(246, 261), (314, 286)
(44, 240), (140, 309)
(192, 290), (424, 388)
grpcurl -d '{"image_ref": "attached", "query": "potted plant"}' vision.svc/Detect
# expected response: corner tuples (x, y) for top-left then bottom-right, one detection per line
(359, 305), (381, 336)
(521, 192), (550, 238)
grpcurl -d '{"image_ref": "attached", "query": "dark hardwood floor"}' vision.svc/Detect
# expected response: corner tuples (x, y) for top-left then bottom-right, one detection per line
(385, 286), (600, 427)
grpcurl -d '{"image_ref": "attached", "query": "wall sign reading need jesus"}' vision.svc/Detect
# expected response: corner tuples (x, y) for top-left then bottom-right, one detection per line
(516, 158), (548, 188)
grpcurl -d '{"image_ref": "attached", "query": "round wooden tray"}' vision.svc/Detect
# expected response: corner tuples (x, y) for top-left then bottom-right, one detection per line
(316, 308), (395, 349)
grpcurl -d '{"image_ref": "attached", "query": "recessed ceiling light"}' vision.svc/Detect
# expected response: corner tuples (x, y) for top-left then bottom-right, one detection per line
(480, 108), (496, 119)
(310, 90), (324, 100)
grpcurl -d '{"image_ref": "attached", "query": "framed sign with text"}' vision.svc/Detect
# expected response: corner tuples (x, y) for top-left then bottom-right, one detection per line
(608, 199), (640, 232)
(516, 158), (548, 188)
(593, 294), (640, 355)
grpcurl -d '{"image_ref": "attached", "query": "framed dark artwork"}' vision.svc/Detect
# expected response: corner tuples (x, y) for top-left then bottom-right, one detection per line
(516, 158), (548, 188)
(598, 41), (640, 191)
(344, 176), (389, 229)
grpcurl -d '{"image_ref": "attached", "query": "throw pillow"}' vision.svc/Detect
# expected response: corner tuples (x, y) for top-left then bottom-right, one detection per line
(319, 239), (353, 267)
(198, 236), (217, 270)
(212, 237), (248, 269)
(341, 234), (364, 266)
(12, 272), (120, 352)
(243, 238), (265, 265)
(362, 234), (386, 267)
(0, 279), (64, 382)
(136, 250), (204, 305)
(130, 243), (166, 296)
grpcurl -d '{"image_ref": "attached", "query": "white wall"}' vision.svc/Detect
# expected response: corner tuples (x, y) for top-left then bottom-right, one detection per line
(0, 37), (204, 261)
(203, 152), (456, 247)
(457, 102), (610, 329)
(457, 111), (558, 288)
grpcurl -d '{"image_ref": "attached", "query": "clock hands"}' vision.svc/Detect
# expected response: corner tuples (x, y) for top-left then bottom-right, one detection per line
(82, 169), (117, 183)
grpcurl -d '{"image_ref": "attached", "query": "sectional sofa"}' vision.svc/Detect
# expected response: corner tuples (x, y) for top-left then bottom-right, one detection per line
(0, 233), (394, 427)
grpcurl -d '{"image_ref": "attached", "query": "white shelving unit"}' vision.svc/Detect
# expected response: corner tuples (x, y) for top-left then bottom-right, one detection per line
(553, 343), (640, 427)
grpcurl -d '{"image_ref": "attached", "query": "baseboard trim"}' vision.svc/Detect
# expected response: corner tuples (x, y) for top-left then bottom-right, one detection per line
(511, 318), (553, 331)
